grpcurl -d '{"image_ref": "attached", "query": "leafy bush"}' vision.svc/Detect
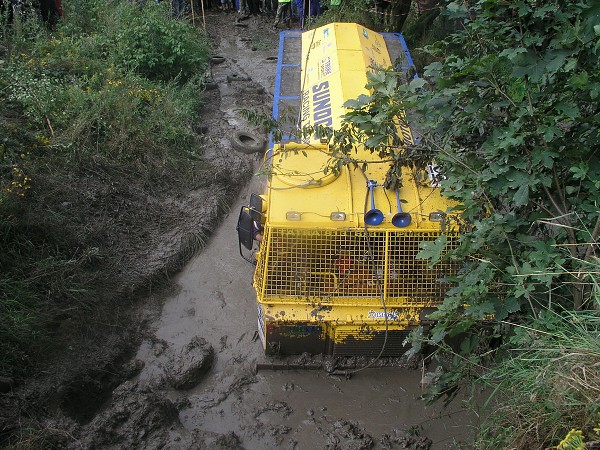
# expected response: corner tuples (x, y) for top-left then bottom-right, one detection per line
(106, 1), (209, 82)
(0, 0), (209, 159)
(59, 0), (209, 82)
(310, 0), (380, 31)
(335, 0), (599, 321)
(54, 72), (205, 160)
(414, 0), (599, 313)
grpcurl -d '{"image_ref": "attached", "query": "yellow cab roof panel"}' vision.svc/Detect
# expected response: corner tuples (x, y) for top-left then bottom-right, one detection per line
(268, 23), (454, 229)
(300, 24), (392, 135)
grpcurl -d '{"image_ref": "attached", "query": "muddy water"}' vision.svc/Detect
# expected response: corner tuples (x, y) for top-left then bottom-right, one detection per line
(135, 13), (478, 449)
(136, 178), (477, 449)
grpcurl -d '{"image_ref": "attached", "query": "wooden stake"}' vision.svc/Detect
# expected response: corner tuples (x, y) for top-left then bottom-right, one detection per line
(199, 0), (206, 29)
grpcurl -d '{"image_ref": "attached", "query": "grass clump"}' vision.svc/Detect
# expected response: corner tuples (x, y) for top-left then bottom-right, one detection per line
(0, 0), (213, 377)
(477, 306), (600, 449)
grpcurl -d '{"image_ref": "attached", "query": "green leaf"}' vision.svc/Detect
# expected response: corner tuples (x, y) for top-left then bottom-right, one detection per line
(445, 1), (469, 19)
(543, 50), (570, 75)
(409, 77), (426, 90)
(465, 301), (495, 318)
(555, 101), (579, 119)
(417, 235), (447, 265)
(430, 329), (446, 344)
(499, 47), (527, 61)
(570, 163), (588, 180)
(508, 79), (527, 102)
(503, 297), (520, 314)
(513, 184), (529, 206)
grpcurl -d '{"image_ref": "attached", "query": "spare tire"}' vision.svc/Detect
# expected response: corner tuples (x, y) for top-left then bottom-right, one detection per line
(230, 131), (266, 154)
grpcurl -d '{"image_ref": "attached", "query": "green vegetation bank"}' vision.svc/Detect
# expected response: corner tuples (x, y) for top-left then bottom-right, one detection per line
(1, 0), (214, 375)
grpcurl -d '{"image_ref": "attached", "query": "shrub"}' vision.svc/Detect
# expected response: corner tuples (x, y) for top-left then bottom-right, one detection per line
(310, 0), (380, 31)
(105, 1), (209, 82)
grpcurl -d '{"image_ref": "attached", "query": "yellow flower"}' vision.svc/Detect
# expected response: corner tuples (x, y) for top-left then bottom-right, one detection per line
(557, 429), (585, 450)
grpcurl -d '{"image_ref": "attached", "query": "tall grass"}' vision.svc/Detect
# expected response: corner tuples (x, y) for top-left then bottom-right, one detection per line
(0, 212), (86, 374)
(476, 303), (600, 449)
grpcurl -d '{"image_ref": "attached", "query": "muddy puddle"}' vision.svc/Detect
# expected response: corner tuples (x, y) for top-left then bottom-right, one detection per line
(131, 13), (479, 449)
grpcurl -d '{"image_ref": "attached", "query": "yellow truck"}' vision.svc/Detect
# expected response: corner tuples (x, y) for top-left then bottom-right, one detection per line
(237, 23), (461, 356)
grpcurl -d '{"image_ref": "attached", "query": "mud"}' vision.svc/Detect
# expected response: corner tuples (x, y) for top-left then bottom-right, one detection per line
(1, 12), (479, 449)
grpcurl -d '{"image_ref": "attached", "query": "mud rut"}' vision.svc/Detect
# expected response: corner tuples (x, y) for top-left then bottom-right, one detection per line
(71, 13), (478, 450)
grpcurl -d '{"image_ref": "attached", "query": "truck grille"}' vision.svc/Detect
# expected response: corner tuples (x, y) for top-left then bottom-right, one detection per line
(254, 228), (460, 307)
(333, 328), (411, 357)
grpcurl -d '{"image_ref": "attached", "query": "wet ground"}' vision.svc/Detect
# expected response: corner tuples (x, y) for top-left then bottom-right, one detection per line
(133, 181), (479, 448)
(124, 12), (479, 449)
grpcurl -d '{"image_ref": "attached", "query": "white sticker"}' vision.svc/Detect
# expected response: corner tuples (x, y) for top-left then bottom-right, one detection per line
(367, 309), (399, 321)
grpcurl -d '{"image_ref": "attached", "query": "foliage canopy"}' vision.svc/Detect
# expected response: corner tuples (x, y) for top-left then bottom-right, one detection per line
(343, 0), (599, 315)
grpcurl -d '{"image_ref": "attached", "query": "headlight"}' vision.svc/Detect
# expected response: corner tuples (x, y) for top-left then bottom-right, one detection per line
(429, 211), (445, 222)
(286, 211), (302, 221)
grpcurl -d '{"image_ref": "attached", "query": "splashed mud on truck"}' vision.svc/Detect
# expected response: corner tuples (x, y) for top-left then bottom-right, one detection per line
(237, 23), (462, 357)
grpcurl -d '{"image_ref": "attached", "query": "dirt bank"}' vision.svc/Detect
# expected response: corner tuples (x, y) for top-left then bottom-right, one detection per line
(0, 12), (479, 449)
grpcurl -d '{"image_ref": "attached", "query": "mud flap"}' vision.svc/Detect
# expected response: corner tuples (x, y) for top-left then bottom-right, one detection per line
(257, 304), (266, 349)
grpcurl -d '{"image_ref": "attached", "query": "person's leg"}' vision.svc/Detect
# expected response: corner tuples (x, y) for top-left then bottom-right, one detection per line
(283, 2), (290, 26)
(273, 1), (283, 27)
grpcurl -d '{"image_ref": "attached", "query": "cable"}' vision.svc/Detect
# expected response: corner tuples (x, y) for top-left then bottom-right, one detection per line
(329, 183), (389, 378)
(297, 28), (318, 131)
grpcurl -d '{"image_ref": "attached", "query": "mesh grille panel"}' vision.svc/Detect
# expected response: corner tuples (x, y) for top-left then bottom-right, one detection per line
(254, 228), (460, 306)
(333, 328), (410, 357)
